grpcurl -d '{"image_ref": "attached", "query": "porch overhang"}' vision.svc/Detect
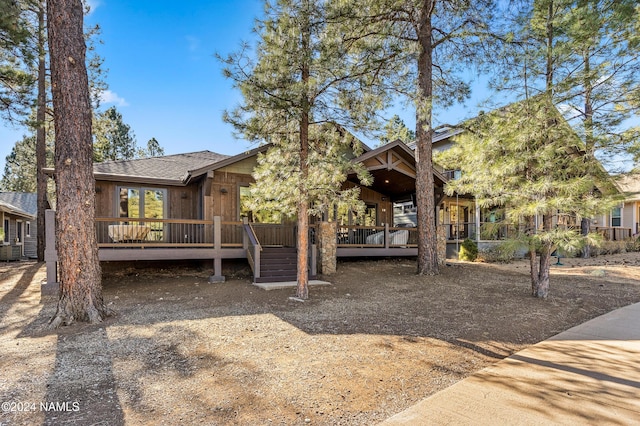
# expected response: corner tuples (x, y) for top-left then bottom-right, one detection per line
(348, 140), (447, 202)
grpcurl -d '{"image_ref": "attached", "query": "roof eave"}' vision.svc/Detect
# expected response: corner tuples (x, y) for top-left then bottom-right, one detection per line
(94, 173), (187, 187)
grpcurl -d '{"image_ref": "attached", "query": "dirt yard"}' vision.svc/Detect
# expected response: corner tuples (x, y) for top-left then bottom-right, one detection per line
(1, 253), (639, 425)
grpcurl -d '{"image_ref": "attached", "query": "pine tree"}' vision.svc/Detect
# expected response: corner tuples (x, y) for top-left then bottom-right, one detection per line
(222, 0), (388, 299)
(93, 106), (138, 162)
(141, 137), (164, 158)
(439, 0), (623, 298)
(358, 0), (498, 275)
(0, 0), (34, 122)
(1, 135), (37, 191)
(380, 115), (414, 145)
(47, 0), (106, 326)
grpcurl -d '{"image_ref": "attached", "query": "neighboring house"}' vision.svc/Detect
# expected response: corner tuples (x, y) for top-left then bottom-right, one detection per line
(0, 192), (38, 260)
(424, 118), (633, 256)
(613, 173), (640, 236)
(44, 141), (448, 283)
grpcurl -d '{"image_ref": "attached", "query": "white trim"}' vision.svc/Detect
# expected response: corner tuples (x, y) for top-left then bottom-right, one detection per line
(15, 220), (24, 244)
(115, 185), (168, 219)
(2, 214), (9, 245)
(611, 206), (622, 227)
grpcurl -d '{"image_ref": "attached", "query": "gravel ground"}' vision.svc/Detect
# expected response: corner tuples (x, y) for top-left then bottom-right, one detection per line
(1, 252), (639, 425)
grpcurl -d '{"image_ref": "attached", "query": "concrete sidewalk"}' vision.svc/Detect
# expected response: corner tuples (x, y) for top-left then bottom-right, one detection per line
(382, 302), (640, 425)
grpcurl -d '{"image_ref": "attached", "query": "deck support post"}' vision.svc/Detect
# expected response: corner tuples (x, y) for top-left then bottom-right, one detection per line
(384, 223), (390, 249)
(242, 217), (249, 249)
(209, 216), (225, 283)
(42, 209), (59, 298)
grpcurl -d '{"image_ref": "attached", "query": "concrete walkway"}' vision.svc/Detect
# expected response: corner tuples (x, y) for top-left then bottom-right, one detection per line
(382, 302), (640, 425)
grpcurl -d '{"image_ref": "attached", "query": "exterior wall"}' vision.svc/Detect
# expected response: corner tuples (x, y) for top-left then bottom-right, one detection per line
(1, 212), (35, 260)
(23, 220), (36, 258)
(341, 181), (393, 226)
(622, 202), (639, 234)
(202, 171), (255, 221)
(94, 180), (199, 219)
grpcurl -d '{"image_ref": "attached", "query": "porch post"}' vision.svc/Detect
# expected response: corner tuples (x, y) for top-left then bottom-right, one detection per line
(384, 223), (389, 249)
(209, 216), (225, 283)
(42, 209), (59, 298)
(317, 221), (336, 274)
(475, 198), (481, 243)
(242, 217), (249, 250)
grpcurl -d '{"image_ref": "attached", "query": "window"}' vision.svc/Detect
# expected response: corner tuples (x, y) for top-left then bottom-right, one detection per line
(118, 187), (166, 219)
(26, 221), (31, 237)
(16, 221), (23, 244)
(118, 187), (167, 240)
(611, 207), (621, 227)
(394, 201), (416, 227)
(3, 217), (8, 244)
(355, 204), (377, 226)
(335, 203), (377, 226)
(239, 186), (282, 223)
(445, 169), (461, 180)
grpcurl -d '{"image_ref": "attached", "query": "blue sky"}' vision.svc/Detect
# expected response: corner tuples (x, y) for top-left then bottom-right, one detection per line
(0, 0), (491, 174)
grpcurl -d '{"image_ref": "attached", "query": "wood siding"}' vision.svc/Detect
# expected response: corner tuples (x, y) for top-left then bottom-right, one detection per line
(1, 212), (36, 259)
(342, 181), (393, 226)
(94, 180), (199, 219)
(203, 171), (255, 221)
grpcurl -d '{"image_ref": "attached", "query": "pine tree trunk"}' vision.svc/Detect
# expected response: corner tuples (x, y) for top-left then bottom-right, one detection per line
(529, 243), (538, 296)
(295, 1), (310, 299)
(296, 116), (310, 298)
(532, 215), (553, 298)
(415, 1), (439, 276)
(36, 1), (47, 262)
(296, 100), (310, 298)
(581, 48), (594, 260)
(296, 200), (309, 300)
(47, 0), (106, 326)
(581, 217), (591, 258)
(535, 244), (552, 298)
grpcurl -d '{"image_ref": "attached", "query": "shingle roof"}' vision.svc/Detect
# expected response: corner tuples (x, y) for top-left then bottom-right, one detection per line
(93, 151), (230, 184)
(617, 173), (640, 201)
(0, 192), (37, 218)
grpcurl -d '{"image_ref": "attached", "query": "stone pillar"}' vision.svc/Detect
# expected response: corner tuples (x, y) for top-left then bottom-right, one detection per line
(318, 221), (337, 275)
(437, 225), (447, 266)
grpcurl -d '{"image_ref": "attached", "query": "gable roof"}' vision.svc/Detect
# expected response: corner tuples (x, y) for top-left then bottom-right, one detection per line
(616, 173), (640, 202)
(349, 139), (448, 201)
(0, 192), (37, 219)
(92, 151), (230, 185)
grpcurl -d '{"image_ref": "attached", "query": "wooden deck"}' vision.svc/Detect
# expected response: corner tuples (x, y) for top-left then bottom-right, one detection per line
(44, 211), (635, 285)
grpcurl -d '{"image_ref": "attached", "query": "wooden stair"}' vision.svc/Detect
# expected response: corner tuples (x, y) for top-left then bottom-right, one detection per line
(254, 247), (316, 283)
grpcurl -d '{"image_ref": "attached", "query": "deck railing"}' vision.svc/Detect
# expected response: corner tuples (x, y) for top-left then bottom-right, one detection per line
(337, 225), (417, 247)
(251, 223), (297, 247)
(593, 226), (633, 241)
(443, 222), (633, 242)
(95, 217), (245, 248)
(243, 222), (262, 279)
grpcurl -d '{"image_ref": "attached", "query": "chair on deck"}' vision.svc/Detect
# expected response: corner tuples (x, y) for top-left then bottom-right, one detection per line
(389, 230), (409, 246)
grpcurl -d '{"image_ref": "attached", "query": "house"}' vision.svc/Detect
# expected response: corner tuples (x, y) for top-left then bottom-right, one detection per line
(613, 173), (640, 237)
(427, 116), (634, 257)
(0, 192), (37, 260)
(44, 140), (448, 284)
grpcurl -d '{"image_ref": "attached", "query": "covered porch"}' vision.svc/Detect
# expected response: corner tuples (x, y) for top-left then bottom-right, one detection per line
(440, 196), (635, 258)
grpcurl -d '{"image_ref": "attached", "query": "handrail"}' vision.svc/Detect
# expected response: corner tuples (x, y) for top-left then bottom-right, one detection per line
(244, 222), (262, 251)
(96, 217), (213, 225)
(243, 222), (262, 280)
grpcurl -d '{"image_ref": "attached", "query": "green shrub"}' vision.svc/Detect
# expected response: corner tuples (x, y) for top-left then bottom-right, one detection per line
(459, 238), (478, 261)
(476, 242), (519, 263)
(595, 240), (627, 256)
(625, 237), (640, 253)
